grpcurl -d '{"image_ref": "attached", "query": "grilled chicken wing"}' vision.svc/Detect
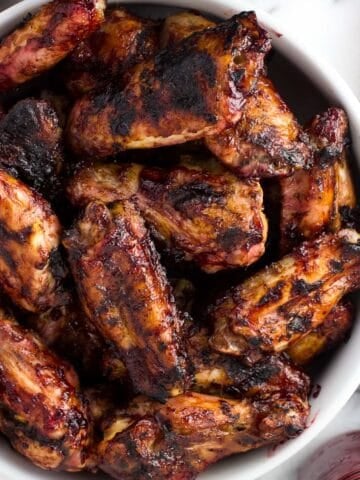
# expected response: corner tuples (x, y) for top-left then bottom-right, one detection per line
(67, 13), (271, 158)
(0, 170), (68, 312)
(0, 0), (105, 92)
(287, 300), (353, 365)
(206, 76), (312, 177)
(63, 201), (187, 400)
(159, 15), (310, 178)
(27, 303), (127, 383)
(67, 161), (268, 272)
(0, 307), (91, 471)
(98, 391), (309, 480)
(160, 11), (215, 48)
(189, 326), (310, 398)
(64, 8), (160, 97)
(280, 108), (355, 252)
(210, 229), (360, 360)
(0, 98), (63, 200)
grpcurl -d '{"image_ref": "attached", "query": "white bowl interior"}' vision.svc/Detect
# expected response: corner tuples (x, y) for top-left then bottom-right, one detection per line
(0, 1), (360, 480)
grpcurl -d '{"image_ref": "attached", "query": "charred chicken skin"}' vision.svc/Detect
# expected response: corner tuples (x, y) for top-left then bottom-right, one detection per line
(67, 12), (271, 158)
(0, 169), (68, 312)
(63, 201), (187, 400)
(206, 76), (312, 177)
(0, 0), (105, 92)
(287, 300), (353, 365)
(0, 307), (91, 471)
(160, 11), (310, 178)
(210, 229), (360, 360)
(66, 161), (268, 272)
(0, 98), (63, 200)
(64, 7), (160, 97)
(97, 391), (309, 480)
(280, 107), (356, 252)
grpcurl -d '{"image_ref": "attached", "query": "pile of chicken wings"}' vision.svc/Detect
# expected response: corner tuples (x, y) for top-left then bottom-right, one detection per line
(0, 1), (358, 479)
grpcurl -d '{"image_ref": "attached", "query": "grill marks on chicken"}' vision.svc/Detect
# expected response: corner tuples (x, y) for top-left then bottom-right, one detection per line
(189, 326), (310, 399)
(280, 108), (356, 252)
(210, 230), (360, 360)
(64, 8), (160, 97)
(63, 201), (187, 400)
(98, 391), (309, 480)
(66, 161), (268, 272)
(0, 0), (106, 92)
(206, 76), (312, 177)
(67, 13), (271, 158)
(0, 170), (68, 312)
(0, 307), (91, 471)
(287, 300), (353, 365)
(0, 99), (63, 200)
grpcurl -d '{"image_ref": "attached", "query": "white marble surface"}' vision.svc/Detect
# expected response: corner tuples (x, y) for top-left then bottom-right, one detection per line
(0, 1), (360, 480)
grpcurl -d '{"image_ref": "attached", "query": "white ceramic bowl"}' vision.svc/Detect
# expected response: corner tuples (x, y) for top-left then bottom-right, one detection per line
(1, 1), (360, 479)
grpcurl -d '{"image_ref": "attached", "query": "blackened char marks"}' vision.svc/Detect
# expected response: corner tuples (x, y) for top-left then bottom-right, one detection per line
(168, 181), (224, 210)
(257, 281), (284, 307)
(287, 314), (312, 334)
(291, 279), (322, 296)
(146, 49), (217, 122)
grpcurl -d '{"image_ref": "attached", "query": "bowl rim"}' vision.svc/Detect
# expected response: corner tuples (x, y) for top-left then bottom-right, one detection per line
(0, 1), (360, 480)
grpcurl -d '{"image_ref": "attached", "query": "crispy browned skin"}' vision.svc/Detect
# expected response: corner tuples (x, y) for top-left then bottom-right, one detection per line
(0, 170), (68, 312)
(188, 326), (310, 399)
(64, 7), (160, 96)
(27, 303), (127, 383)
(210, 230), (360, 360)
(66, 161), (268, 272)
(98, 391), (309, 480)
(287, 300), (353, 365)
(0, 99), (63, 200)
(0, 0), (105, 92)
(280, 108), (355, 252)
(63, 201), (187, 400)
(160, 11), (215, 48)
(67, 13), (271, 158)
(0, 307), (91, 471)
(206, 76), (311, 177)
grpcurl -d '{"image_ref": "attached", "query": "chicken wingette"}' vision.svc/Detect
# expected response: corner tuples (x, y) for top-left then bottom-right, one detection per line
(0, 98), (63, 200)
(67, 161), (267, 272)
(67, 12), (271, 158)
(0, 170), (68, 312)
(287, 300), (353, 365)
(64, 7), (160, 96)
(159, 11), (310, 178)
(0, 306), (91, 471)
(280, 107), (356, 252)
(0, 0), (105, 92)
(63, 201), (187, 400)
(210, 229), (360, 360)
(97, 391), (309, 480)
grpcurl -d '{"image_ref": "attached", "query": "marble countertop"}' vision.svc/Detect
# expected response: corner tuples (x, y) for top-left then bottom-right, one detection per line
(0, 1), (360, 480)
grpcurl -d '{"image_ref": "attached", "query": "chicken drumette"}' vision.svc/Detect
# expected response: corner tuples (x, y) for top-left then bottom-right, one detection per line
(67, 161), (268, 272)
(0, 306), (91, 471)
(63, 201), (187, 400)
(280, 107), (356, 252)
(67, 13), (271, 158)
(0, 169), (68, 312)
(0, 0), (105, 92)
